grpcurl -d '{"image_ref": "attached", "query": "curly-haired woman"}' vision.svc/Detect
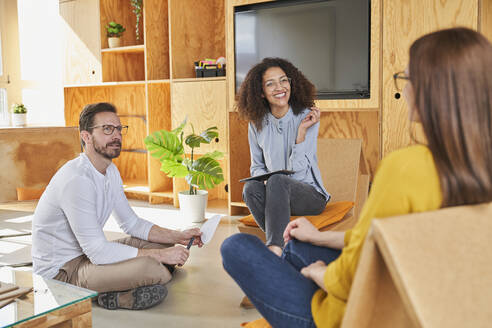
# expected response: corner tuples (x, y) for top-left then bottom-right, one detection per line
(237, 57), (330, 256)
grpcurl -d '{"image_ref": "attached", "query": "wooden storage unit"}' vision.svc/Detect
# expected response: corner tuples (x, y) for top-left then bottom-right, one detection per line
(63, 0), (227, 205)
(225, 0), (488, 215)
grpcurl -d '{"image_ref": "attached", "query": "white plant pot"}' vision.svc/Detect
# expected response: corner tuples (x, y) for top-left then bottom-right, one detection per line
(178, 190), (208, 223)
(108, 37), (121, 48)
(11, 113), (27, 127)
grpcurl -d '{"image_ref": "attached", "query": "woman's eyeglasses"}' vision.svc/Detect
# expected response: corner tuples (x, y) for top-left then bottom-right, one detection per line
(264, 77), (291, 91)
(393, 71), (410, 91)
(90, 124), (128, 135)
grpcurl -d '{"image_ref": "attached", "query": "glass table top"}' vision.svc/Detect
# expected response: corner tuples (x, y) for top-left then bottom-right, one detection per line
(0, 267), (97, 328)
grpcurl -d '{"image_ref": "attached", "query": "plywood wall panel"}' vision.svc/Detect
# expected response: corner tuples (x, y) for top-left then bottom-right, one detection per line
(60, 0), (102, 85)
(113, 152), (148, 182)
(144, 0), (169, 80)
(480, 0), (492, 43)
(0, 127), (80, 202)
(228, 112), (250, 204)
(382, 0), (478, 156)
(318, 111), (379, 176)
(147, 82), (173, 192)
(171, 80), (227, 154)
(102, 52), (145, 82)
(170, 0), (225, 79)
(100, 0), (144, 49)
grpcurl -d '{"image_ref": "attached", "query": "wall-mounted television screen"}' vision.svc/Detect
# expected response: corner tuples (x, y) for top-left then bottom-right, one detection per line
(234, 0), (370, 100)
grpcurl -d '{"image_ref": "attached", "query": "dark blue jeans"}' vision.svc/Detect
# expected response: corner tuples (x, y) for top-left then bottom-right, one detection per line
(221, 233), (341, 328)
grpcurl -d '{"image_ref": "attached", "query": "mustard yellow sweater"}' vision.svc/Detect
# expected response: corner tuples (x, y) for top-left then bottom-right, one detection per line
(311, 145), (443, 327)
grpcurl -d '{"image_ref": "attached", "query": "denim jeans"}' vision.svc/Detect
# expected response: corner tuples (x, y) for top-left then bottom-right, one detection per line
(242, 174), (327, 247)
(221, 233), (341, 328)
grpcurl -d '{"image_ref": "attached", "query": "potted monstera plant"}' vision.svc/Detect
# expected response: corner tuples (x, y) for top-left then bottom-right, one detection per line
(105, 21), (125, 48)
(144, 119), (224, 222)
(11, 103), (27, 127)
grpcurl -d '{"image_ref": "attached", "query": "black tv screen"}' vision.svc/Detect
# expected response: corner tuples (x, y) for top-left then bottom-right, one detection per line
(234, 0), (370, 99)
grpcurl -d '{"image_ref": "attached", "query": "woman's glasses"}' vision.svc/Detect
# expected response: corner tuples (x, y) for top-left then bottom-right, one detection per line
(264, 77), (291, 91)
(393, 71), (410, 91)
(90, 124), (128, 135)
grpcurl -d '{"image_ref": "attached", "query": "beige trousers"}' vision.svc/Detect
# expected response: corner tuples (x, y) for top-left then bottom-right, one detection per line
(53, 237), (173, 292)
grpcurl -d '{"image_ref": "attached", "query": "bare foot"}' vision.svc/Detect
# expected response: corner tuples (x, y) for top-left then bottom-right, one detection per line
(268, 245), (282, 257)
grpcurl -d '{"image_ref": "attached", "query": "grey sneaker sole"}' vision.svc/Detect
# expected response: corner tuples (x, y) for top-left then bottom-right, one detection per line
(98, 284), (168, 310)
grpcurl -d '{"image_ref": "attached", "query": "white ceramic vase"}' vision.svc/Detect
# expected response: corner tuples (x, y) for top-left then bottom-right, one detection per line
(108, 37), (121, 48)
(11, 113), (27, 127)
(178, 190), (208, 223)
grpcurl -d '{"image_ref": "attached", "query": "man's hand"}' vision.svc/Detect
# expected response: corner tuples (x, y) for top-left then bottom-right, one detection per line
(296, 107), (320, 144)
(300, 260), (327, 292)
(176, 228), (203, 248)
(154, 246), (190, 265)
(283, 217), (321, 244)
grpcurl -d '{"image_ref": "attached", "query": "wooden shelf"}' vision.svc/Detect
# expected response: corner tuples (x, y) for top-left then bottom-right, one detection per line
(230, 201), (248, 208)
(172, 77), (227, 83)
(65, 81), (146, 88)
(150, 190), (174, 198)
(123, 180), (150, 195)
(101, 45), (145, 53)
(148, 79), (171, 84)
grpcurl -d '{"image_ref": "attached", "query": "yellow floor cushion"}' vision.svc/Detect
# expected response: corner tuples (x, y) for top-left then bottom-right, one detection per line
(239, 201), (354, 230)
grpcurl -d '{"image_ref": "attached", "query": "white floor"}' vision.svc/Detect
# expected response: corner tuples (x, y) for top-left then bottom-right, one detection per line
(0, 199), (261, 327)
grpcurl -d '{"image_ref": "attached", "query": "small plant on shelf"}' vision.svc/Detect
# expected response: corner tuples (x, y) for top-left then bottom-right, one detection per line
(144, 118), (224, 195)
(11, 103), (27, 126)
(130, 0), (143, 41)
(12, 103), (27, 114)
(105, 21), (126, 48)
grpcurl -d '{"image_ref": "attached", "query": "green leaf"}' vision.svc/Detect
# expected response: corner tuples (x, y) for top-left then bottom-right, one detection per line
(201, 150), (223, 160)
(144, 129), (184, 163)
(172, 118), (187, 135)
(160, 160), (189, 178)
(185, 157), (224, 190)
(185, 126), (219, 149)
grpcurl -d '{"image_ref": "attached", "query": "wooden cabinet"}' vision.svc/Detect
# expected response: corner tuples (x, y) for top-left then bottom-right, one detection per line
(63, 0), (226, 205)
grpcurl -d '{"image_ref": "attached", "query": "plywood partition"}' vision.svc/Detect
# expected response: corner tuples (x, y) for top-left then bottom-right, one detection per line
(102, 52), (145, 82)
(147, 82), (173, 193)
(480, 0), (492, 43)
(100, 0), (144, 49)
(318, 111), (379, 176)
(171, 79), (228, 154)
(381, 0), (478, 156)
(228, 112), (250, 206)
(0, 127), (81, 202)
(170, 0), (225, 79)
(144, 0), (169, 80)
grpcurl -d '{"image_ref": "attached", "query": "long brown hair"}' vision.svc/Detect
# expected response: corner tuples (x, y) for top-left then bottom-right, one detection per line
(235, 57), (315, 131)
(409, 27), (492, 207)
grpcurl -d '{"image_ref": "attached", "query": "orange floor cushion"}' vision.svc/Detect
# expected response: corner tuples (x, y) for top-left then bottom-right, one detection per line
(16, 187), (46, 201)
(241, 318), (271, 328)
(239, 201), (354, 230)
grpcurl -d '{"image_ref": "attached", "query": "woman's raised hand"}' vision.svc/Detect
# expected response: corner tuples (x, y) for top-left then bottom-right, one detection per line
(296, 107), (321, 143)
(283, 217), (321, 244)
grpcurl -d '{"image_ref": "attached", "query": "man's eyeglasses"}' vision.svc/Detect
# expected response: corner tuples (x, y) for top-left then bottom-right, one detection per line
(264, 77), (292, 91)
(90, 124), (128, 135)
(393, 71), (410, 91)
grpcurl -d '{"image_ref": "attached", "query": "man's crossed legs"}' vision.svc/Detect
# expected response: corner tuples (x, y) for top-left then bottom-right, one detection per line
(54, 237), (174, 310)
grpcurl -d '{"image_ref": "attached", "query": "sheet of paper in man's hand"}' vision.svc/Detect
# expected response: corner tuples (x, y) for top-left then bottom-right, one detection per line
(200, 215), (221, 244)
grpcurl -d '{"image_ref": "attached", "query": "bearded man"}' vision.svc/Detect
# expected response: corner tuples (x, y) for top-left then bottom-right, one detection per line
(32, 102), (202, 310)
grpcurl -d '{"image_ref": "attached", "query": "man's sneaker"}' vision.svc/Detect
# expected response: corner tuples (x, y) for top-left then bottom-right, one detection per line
(97, 284), (167, 310)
